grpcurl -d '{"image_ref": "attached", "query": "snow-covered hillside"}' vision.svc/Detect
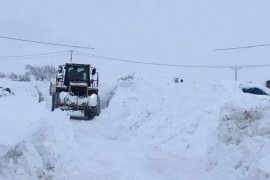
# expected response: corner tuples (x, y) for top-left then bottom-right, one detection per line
(1, 77), (270, 180)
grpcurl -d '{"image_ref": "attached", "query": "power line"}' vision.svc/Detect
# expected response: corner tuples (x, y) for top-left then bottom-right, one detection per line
(75, 51), (270, 81)
(215, 43), (270, 51)
(0, 52), (69, 61)
(0, 50), (69, 59)
(240, 64), (270, 68)
(75, 51), (230, 69)
(1, 49), (270, 69)
(0, 35), (95, 50)
(76, 51), (270, 68)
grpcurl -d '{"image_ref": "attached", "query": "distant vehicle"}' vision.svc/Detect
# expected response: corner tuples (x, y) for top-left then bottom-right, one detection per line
(50, 63), (100, 119)
(241, 87), (268, 96)
(240, 83), (270, 96)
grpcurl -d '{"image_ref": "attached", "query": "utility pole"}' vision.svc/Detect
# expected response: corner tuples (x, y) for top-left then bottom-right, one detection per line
(231, 66), (242, 81)
(70, 50), (73, 62)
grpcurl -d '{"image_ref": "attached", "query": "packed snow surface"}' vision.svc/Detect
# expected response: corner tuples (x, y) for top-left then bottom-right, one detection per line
(1, 77), (270, 180)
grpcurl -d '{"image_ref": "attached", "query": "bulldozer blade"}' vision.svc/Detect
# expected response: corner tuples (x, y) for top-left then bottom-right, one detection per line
(70, 115), (93, 120)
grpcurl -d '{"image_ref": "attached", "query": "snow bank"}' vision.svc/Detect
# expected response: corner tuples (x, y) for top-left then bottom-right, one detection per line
(101, 79), (270, 179)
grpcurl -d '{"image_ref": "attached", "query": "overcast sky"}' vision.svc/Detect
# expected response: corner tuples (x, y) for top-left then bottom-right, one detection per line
(1, 0), (270, 81)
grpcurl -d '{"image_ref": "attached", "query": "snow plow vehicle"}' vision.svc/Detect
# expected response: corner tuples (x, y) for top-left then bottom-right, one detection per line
(50, 63), (100, 119)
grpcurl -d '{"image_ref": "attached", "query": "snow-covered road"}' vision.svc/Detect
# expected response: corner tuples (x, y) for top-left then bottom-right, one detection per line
(1, 78), (270, 180)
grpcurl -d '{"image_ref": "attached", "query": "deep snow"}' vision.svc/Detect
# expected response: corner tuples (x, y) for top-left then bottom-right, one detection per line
(1, 77), (270, 180)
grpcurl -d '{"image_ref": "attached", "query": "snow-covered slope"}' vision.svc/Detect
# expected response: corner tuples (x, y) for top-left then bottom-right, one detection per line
(1, 77), (270, 180)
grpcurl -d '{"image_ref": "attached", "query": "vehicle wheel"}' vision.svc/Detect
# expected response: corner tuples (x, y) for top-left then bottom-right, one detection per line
(84, 110), (94, 120)
(51, 92), (56, 111)
(95, 96), (101, 116)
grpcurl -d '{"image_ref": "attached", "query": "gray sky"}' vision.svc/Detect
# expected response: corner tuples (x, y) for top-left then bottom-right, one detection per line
(1, 0), (270, 81)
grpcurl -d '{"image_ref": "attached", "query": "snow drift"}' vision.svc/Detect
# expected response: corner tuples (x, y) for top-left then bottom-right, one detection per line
(1, 77), (270, 180)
